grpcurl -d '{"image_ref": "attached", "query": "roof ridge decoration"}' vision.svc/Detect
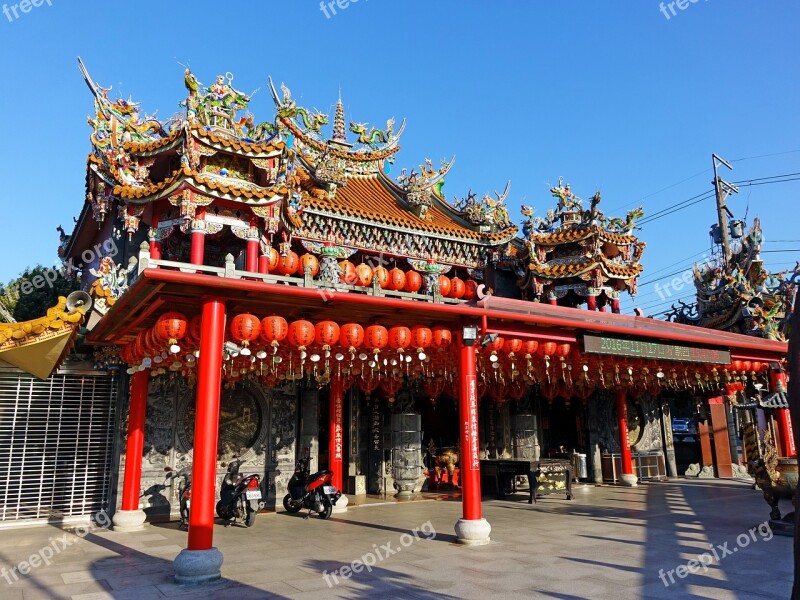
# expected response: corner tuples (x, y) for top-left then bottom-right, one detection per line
(267, 77), (404, 174)
(450, 181), (513, 231)
(666, 218), (800, 341)
(396, 157), (456, 219)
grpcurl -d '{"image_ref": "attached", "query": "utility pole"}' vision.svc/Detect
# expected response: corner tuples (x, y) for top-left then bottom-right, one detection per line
(712, 153), (739, 264)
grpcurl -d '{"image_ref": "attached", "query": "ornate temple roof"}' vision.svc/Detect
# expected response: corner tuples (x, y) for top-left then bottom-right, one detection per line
(516, 180), (646, 305)
(666, 218), (799, 341)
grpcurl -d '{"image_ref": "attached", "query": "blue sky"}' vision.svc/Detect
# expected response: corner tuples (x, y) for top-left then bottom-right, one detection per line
(0, 0), (798, 316)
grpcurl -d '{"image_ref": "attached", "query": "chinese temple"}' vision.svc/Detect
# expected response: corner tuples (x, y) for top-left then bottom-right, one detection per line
(0, 60), (791, 583)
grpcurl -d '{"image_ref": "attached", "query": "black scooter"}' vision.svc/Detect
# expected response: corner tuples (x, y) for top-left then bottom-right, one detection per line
(283, 449), (341, 519)
(164, 466), (192, 529)
(215, 459), (262, 527)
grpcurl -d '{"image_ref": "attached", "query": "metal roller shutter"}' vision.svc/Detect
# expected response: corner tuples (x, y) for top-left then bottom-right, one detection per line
(0, 372), (117, 523)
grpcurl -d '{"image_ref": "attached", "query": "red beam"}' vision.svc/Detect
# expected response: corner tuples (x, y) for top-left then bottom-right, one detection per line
(130, 269), (787, 357)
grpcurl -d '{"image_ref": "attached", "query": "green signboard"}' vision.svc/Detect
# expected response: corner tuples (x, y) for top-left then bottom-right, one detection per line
(583, 334), (731, 365)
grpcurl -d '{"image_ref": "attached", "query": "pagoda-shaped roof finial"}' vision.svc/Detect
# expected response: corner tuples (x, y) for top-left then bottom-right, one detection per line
(331, 87), (348, 144)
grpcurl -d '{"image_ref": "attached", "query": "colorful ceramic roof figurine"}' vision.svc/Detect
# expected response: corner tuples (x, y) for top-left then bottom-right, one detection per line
(515, 179), (646, 311)
(666, 218), (799, 341)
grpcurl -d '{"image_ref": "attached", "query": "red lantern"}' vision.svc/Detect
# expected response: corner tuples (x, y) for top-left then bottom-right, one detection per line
(731, 359), (744, 372)
(156, 311), (188, 353)
(411, 326), (433, 351)
(267, 247), (280, 272)
(340, 323), (365, 351)
(751, 361), (763, 373)
(432, 326), (452, 349)
(315, 320), (340, 349)
(741, 360), (752, 373)
(299, 254), (320, 277)
(438, 275), (451, 297)
(365, 324), (389, 351)
(260, 315), (288, 352)
(485, 335), (504, 353)
(186, 315), (202, 346)
(339, 260), (357, 284)
(449, 277), (466, 299)
(463, 279), (479, 300)
(388, 326), (412, 351)
(503, 338), (523, 355)
(230, 313), (261, 354)
(288, 319), (315, 348)
(538, 341), (558, 358)
(404, 270), (423, 293)
(388, 268), (406, 291)
(355, 264), (374, 287)
(523, 340), (539, 357)
(556, 343), (572, 358)
(278, 251), (300, 276)
(374, 266), (390, 289)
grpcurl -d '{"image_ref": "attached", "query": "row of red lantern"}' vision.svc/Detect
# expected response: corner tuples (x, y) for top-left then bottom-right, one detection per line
(263, 250), (479, 299)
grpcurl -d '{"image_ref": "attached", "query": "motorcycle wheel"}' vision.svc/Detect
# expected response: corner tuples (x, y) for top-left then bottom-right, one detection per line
(319, 497), (333, 520)
(244, 502), (256, 528)
(215, 500), (228, 520)
(283, 493), (302, 514)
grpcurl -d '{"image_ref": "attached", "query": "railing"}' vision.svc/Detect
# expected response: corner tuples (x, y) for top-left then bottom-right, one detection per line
(135, 243), (467, 305)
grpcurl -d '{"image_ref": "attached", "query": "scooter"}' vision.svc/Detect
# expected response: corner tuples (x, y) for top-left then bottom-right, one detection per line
(282, 449), (341, 520)
(215, 459), (262, 527)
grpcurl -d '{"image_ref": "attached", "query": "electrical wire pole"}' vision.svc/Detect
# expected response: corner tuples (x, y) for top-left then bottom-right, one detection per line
(712, 153), (739, 264)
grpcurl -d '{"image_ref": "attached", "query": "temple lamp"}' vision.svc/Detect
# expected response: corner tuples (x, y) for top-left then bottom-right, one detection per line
(462, 326), (479, 347)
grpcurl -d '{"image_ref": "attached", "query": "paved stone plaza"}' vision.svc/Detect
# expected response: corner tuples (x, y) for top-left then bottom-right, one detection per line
(0, 479), (792, 599)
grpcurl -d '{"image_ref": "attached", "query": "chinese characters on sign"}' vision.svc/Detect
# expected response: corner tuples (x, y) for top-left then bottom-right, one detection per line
(371, 399), (381, 452)
(334, 394), (343, 461)
(465, 375), (479, 471)
(583, 334), (731, 364)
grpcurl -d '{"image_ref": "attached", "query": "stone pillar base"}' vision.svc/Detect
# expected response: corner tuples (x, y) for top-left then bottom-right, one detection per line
(455, 518), (492, 546)
(333, 494), (349, 514)
(112, 509), (147, 532)
(620, 474), (638, 487)
(174, 547), (224, 585)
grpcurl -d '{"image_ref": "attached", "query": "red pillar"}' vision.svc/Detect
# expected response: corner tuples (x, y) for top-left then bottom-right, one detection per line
(329, 380), (344, 492)
(246, 239), (259, 273)
(187, 298), (226, 552)
(611, 299), (621, 314)
(459, 336), (481, 518)
(149, 240), (162, 261)
(258, 254), (269, 274)
(771, 371), (795, 457)
(121, 371), (148, 511)
(616, 389), (636, 485)
(190, 210), (206, 266)
(454, 331), (491, 544)
(548, 298), (558, 306)
(587, 295), (597, 311)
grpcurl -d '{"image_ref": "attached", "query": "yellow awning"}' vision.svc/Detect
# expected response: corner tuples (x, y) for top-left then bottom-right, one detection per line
(0, 326), (79, 379)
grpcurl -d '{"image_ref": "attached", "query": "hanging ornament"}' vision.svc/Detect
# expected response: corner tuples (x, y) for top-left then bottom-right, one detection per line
(388, 326), (412, 355)
(278, 251), (300, 275)
(388, 268), (406, 291)
(432, 326), (452, 349)
(449, 277), (466, 299)
(156, 311), (188, 354)
(315, 320), (340, 357)
(463, 279), (479, 300)
(411, 326), (433, 360)
(230, 313), (261, 356)
(288, 319), (315, 355)
(267, 246), (281, 272)
(339, 260), (356, 284)
(355, 263), (374, 287)
(299, 254), (320, 277)
(365, 324), (389, 359)
(260, 315), (289, 354)
(404, 270), (423, 293)
(373, 266), (390, 289)
(438, 275), (452, 297)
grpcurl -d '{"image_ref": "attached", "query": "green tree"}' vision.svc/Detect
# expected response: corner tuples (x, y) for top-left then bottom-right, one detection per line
(2, 265), (79, 322)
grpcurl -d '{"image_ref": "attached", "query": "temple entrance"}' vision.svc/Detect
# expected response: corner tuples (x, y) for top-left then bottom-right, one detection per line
(540, 395), (587, 460)
(417, 394), (460, 489)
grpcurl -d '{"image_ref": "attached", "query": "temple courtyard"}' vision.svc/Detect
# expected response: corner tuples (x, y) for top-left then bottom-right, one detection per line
(0, 479), (791, 599)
